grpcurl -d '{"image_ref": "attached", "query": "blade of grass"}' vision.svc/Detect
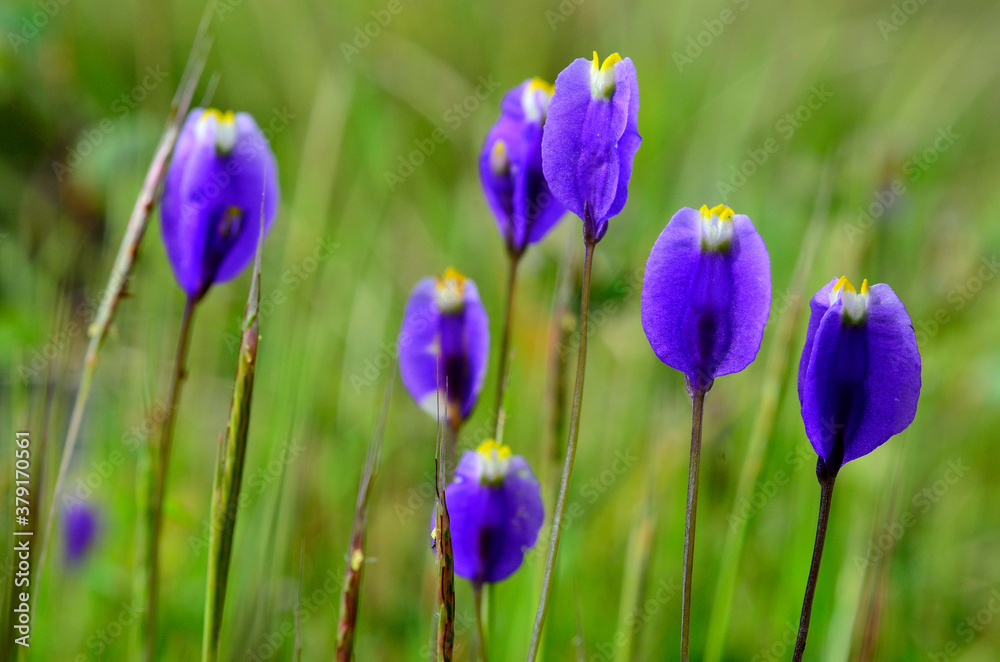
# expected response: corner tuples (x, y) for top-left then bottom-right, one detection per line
(40, 4), (214, 578)
(702, 163), (833, 662)
(335, 362), (393, 661)
(201, 208), (266, 662)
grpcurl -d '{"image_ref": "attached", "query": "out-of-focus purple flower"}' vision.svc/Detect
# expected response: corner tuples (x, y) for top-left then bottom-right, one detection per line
(63, 502), (98, 565)
(432, 440), (544, 584)
(160, 108), (279, 302)
(798, 277), (921, 474)
(399, 268), (490, 426)
(541, 52), (641, 243)
(479, 78), (565, 256)
(641, 205), (771, 392)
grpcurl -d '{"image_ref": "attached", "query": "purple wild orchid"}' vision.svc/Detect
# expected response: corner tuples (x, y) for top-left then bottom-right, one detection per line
(63, 502), (98, 565)
(434, 440), (544, 585)
(798, 276), (922, 476)
(641, 205), (772, 392)
(480, 78), (566, 257)
(541, 52), (641, 243)
(160, 108), (279, 302)
(398, 268), (490, 428)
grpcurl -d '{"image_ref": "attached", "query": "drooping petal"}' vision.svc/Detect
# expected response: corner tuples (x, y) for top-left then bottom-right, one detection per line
(542, 54), (640, 240)
(641, 207), (771, 390)
(398, 271), (490, 423)
(799, 280), (921, 471)
(606, 58), (641, 221)
(441, 444), (544, 584)
(160, 108), (279, 300)
(479, 79), (565, 254)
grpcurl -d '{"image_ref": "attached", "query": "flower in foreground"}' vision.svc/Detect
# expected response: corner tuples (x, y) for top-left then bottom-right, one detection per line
(791, 276), (920, 661)
(641, 205), (772, 392)
(160, 108), (280, 302)
(798, 276), (921, 475)
(542, 52), (641, 243)
(433, 440), (544, 584)
(480, 78), (566, 256)
(63, 502), (97, 565)
(399, 268), (490, 427)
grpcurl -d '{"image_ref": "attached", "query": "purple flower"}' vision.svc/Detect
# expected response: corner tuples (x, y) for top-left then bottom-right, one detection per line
(479, 78), (565, 256)
(434, 440), (544, 584)
(160, 108), (280, 301)
(641, 205), (771, 392)
(399, 268), (490, 426)
(541, 52), (641, 242)
(63, 502), (98, 565)
(798, 277), (921, 474)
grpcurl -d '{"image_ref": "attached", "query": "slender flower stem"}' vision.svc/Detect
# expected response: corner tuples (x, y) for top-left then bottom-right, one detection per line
(680, 387), (706, 662)
(526, 236), (596, 661)
(491, 253), (520, 441)
(473, 583), (489, 662)
(39, 19), (211, 577)
(792, 471), (836, 662)
(141, 296), (198, 661)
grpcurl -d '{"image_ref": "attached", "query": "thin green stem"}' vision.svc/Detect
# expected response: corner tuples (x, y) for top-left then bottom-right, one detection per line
(792, 472), (836, 662)
(142, 296), (198, 661)
(680, 387), (706, 662)
(473, 583), (489, 662)
(491, 253), (520, 442)
(526, 237), (596, 661)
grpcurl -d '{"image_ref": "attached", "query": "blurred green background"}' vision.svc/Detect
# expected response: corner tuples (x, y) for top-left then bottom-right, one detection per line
(2, 0), (1000, 659)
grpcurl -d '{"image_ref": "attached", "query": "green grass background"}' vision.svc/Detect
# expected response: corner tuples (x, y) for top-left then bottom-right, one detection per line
(2, 0), (1000, 659)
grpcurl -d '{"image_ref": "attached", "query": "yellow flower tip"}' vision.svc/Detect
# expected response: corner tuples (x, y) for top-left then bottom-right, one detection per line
(476, 438), (512, 460)
(350, 548), (364, 571)
(201, 108), (235, 124)
(590, 52), (621, 98)
(834, 275), (857, 295)
(860, 279), (870, 294)
(528, 77), (555, 95)
(435, 267), (467, 312)
(601, 52), (622, 72)
(709, 204), (734, 220)
(700, 204), (734, 221)
(440, 267), (466, 285)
